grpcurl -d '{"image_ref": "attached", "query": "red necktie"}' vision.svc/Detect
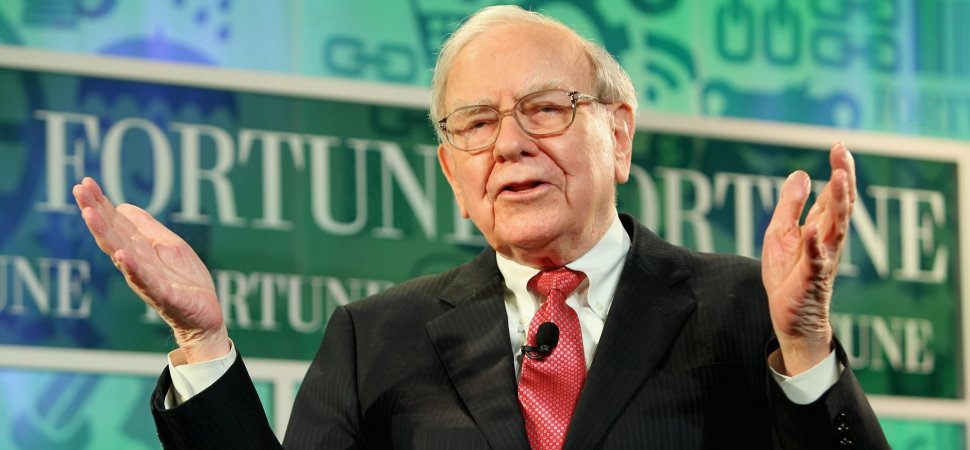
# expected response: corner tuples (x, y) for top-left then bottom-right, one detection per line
(518, 268), (587, 450)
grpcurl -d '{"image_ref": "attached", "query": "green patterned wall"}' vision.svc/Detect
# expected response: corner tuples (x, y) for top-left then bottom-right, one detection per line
(1, 1), (968, 139)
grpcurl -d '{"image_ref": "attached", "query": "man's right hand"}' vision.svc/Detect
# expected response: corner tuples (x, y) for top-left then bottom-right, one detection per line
(73, 177), (230, 363)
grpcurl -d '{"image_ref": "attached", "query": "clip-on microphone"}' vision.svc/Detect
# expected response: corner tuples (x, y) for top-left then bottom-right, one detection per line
(522, 322), (560, 360)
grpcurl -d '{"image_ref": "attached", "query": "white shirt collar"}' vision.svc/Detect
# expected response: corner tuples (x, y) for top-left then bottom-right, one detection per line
(495, 214), (631, 320)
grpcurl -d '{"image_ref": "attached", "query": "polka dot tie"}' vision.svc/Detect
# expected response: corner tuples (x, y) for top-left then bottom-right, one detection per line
(518, 268), (587, 450)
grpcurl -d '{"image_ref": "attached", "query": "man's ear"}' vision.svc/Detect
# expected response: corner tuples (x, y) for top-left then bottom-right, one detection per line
(437, 144), (470, 218)
(611, 103), (635, 184)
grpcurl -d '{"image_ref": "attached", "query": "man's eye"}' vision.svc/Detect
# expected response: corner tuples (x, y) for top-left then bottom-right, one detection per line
(523, 103), (568, 115)
(459, 118), (495, 134)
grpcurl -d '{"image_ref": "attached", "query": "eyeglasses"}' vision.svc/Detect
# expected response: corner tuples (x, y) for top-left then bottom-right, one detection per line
(437, 89), (605, 152)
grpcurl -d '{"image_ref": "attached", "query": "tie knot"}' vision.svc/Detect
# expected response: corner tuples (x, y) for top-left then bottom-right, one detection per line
(530, 267), (586, 300)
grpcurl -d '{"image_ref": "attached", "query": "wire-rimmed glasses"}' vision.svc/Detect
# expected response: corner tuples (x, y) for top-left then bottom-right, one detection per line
(437, 89), (605, 152)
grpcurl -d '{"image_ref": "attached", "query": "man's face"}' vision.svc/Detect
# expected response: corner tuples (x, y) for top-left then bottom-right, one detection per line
(437, 23), (634, 268)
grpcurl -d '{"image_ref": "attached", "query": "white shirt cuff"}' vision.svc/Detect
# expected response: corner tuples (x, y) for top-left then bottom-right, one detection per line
(770, 349), (843, 405)
(163, 342), (237, 409)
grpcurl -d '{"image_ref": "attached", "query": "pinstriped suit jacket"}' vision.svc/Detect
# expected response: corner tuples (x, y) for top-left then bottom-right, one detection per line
(151, 214), (888, 449)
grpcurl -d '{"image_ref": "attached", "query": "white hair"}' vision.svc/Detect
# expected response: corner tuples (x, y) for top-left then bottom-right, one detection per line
(429, 5), (638, 142)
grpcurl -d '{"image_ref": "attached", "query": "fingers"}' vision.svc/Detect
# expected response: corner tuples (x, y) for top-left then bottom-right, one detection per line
(817, 170), (850, 251)
(800, 222), (824, 275)
(74, 178), (126, 255)
(766, 170), (810, 237)
(73, 178), (112, 222)
(73, 178), (160, 265)
(763, 144), (855, 284)
(114, 249), (168, 306)
(72, 177), (104, 210)
(829, 142), (856, 205)
(806, 144), (855, 254)
(117, 203), (184, 244)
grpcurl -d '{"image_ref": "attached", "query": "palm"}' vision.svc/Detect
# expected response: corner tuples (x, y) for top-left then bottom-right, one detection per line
(74, 178), (226, 359)
(762, 200), (838, 336)
(117, 210), (220, 333)
(760, 143), (855, 372)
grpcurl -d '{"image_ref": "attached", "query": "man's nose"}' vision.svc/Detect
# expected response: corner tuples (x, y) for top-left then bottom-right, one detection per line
(492, 113), (537, 162)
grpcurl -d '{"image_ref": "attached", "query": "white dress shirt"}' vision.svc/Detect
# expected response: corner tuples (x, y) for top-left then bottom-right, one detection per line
(496, 214), (630, 375)
(168, 214), (840, 408)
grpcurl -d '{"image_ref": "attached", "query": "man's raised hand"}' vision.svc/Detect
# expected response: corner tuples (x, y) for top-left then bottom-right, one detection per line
(761, 142), (856, 375)
(73, 177), (229, 363)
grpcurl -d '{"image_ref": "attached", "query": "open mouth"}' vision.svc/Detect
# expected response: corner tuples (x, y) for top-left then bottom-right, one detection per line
(503, 181), (544, 192)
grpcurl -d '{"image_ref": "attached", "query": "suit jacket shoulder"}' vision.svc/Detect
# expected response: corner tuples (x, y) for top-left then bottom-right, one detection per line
(569, 214), (887, 449)
(339, 245), (501, 327)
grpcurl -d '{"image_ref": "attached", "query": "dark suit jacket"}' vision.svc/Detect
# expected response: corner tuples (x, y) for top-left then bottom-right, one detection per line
(151, 215), (889, 449)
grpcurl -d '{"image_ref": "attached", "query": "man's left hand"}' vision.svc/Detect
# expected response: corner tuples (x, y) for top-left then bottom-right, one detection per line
(762, 142), (856, 376)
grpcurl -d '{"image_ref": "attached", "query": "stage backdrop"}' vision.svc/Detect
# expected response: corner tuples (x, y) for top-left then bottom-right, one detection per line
(0, 1), (969, 449)
(1, 0), (968, 141)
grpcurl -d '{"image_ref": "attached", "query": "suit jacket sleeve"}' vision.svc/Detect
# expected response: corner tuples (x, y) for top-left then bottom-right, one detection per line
(150, 352), (282, 449)
(767, 338), (890, 449)
(149, 305), (365, 450)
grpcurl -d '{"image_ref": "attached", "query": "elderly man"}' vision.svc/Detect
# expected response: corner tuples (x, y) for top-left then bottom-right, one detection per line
(74, 5), (888, 450)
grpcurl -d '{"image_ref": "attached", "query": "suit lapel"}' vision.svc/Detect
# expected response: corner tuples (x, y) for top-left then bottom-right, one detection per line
(565, 216), (697, 450)
(426, 248), (531, 450)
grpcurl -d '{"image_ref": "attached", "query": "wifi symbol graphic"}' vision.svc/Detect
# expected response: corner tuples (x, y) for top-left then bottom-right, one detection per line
(643, 32), (696, 102)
